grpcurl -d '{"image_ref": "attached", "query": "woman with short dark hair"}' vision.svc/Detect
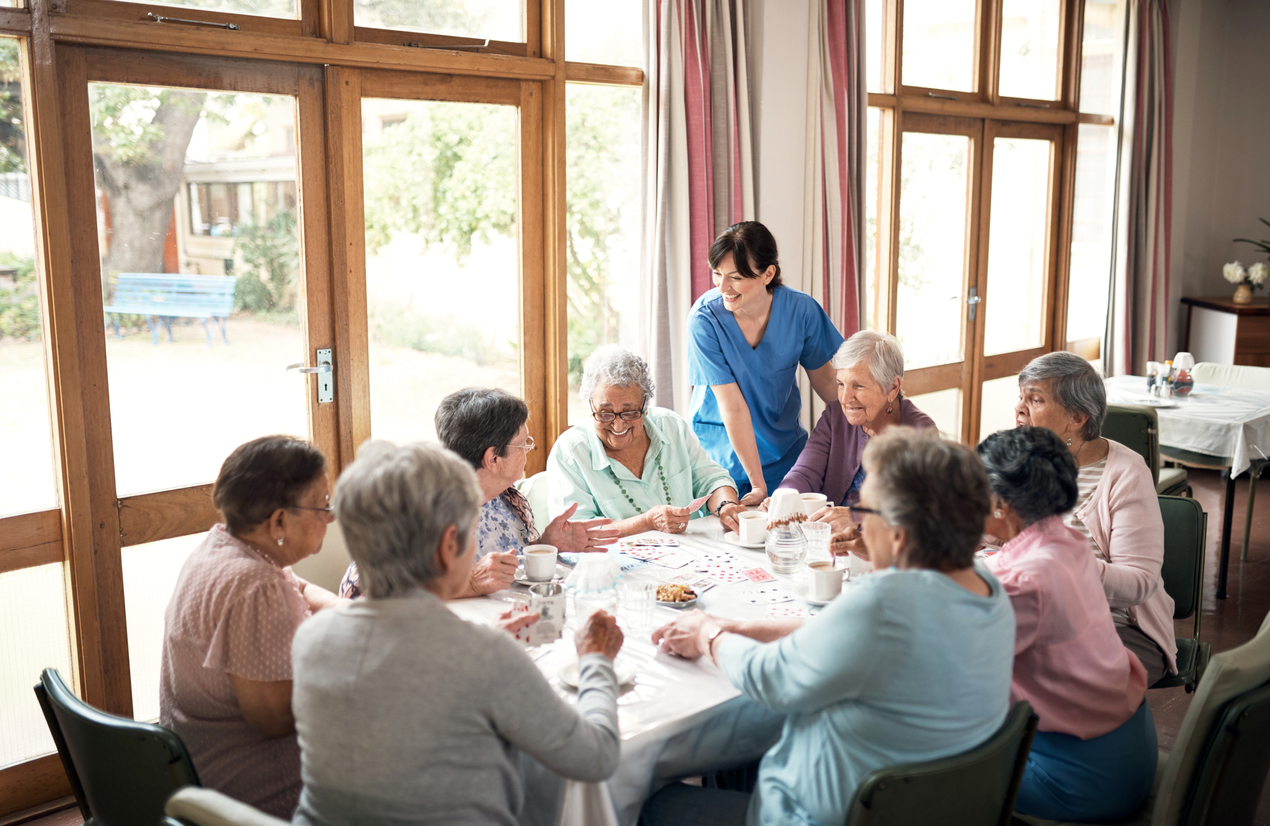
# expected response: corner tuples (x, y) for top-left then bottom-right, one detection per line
(160, 435), (339, 818)
(978, 427), (1156, 822)
(646, 429), (1014, 825)
(688, 221), (844, 502)
(1014, 351), (1175, 684)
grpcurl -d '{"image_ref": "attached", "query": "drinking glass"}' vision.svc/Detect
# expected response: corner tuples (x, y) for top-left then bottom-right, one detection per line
(619, 581), (656, 632)
(801, 522), (832, 564)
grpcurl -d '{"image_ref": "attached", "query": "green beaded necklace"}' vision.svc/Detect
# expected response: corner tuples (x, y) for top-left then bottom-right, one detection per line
(608, 454), (672, 516)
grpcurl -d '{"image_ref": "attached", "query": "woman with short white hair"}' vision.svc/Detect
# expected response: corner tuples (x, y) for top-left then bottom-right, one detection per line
(548, 345), (743, 536)
(291, 441), (624, 826)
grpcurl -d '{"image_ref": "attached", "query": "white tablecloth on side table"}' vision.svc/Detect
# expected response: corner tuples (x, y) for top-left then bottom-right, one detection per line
(1105, 374), (1270, 476)
(447, 515), (858, 826)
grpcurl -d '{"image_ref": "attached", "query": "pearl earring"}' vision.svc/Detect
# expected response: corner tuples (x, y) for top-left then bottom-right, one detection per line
(1066, 436), (1072, 448)
(994, 510), (1002, 518)
(277, 537), (284, 547)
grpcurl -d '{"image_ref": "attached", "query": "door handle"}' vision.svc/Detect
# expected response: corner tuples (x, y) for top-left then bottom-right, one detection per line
(966, 288), (981, 321)
(286, 348), (334, 404)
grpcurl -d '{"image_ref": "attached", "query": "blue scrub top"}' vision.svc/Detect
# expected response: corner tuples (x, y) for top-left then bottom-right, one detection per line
(688, 285), (844, 494)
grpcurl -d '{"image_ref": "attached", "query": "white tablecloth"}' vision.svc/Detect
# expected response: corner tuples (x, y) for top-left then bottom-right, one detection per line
(447, 516), (862, 826)
(1105, 375), (1270, 477)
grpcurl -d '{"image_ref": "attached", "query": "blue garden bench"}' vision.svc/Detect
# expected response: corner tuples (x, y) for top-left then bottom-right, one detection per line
(103, 273), (237, 347)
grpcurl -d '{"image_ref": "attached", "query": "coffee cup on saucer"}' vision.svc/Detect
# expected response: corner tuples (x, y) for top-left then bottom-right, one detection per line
(808, 560), (845, 602)
(522, 544), (558, 581)
(737, 511), (768, 545)
(800, 493), (829, 516)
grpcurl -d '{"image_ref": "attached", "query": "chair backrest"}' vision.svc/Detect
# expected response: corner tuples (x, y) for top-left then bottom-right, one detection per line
(1104, 404), (1161, 485)
(1154, 611), (1270, 826)
(844, 701), (1037, 826)
(166, 787), (290, 826)
(516, 471), (551, 534)
(1192, 362), (1270, 391)
(1158, 495), (1206, 622)
(34, 667), (200, 826)
(1182, 683), (1270, 826)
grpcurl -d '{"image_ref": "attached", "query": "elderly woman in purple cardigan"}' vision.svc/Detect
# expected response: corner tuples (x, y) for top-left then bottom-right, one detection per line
(773, 330), (935, 556)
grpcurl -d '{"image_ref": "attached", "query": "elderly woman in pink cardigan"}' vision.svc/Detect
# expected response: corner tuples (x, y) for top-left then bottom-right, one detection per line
(1014, 351), (1176, 684)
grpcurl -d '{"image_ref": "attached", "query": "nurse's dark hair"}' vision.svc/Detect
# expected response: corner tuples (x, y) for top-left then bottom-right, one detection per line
(708, 221), (782, 292)
(862, 427), (990, 572)
(213, 435), (327, 536)
(976, 427), (1079, 526)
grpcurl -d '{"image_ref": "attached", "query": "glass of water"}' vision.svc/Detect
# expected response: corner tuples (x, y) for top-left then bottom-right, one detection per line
(619, 581), (656, 632)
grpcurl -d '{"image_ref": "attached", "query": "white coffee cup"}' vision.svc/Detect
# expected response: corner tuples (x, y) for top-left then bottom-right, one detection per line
(808, 560), (845, 602)
(737, 511), (768, 545)
(522, 544), (558, 581)
(800, 493), (829, 516)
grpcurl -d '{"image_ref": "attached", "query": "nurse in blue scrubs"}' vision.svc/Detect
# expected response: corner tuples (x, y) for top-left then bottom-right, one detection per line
(688, 221), (844, 502)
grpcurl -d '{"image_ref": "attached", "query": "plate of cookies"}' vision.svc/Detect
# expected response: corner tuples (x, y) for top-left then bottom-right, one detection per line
(655, 583), (698, 609)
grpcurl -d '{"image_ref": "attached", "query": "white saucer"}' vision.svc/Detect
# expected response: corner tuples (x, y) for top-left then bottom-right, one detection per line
(514, 567), (562, 586)
(795, 580), (843, 607)
(656, 596), (698, 610)
(558, 659), (637, 688)
(724, 531), (766, 550)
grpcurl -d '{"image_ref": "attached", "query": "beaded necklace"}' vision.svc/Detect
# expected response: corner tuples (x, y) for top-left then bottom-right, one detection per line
(608, 453), (671, 515)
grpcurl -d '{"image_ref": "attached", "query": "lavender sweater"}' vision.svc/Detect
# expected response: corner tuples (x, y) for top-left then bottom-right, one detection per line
(779, 399), (936, 504)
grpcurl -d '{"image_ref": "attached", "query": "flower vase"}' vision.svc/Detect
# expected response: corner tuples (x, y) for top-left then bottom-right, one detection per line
(1234, 283), (1253, 304)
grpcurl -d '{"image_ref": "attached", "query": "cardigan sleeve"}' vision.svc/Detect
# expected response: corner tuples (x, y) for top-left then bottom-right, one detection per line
(1094, 448), (1165, 609)
(779, 405), (837, 494)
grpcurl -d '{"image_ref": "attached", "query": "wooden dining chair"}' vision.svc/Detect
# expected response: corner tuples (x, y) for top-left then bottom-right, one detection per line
(844, 701), (1037, 826)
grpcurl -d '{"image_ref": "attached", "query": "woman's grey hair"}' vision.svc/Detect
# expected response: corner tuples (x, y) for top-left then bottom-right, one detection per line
(333, 441), (482, 599)
(1018, 351), (1106, 441)
(862, 427), (990, 572)
(832, 330), (906, 392)
(580, 345), (656, 403)
(977, 427), (1079, 525)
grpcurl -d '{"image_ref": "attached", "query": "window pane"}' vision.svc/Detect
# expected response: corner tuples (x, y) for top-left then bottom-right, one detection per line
(566, 84), (641, 425)
(979, 374), (1020, 440)
(362, 99), (520, 444)
(1079, 0), (1128, 116)
(567, 0), (643, 68)
(902, 0), (977, 92)
(864, 107), (887, 332)
(983, 137), (1052, 357)
(998, 0), (1062, 100)
(895, 131), (971, 369)
(105, 0), (297, 19)
(0, 563), (74, 768)
(907, 387), (961, 440)
(0, 38), (57, 518)
(92, 87), (309, 495)
(1066, 124), (1117, 355)
(354, 0), (520, 41)
(124, 532), (205, 722)
(866, 0), (889, 93)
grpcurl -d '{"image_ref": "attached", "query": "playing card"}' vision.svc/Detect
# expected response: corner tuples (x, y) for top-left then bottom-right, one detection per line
(742, 567), (776, 583)
(739, 585), (793, 605)
(701, 566), (748, 585)
(619, 537), (681, 547)
(766, 604), (810, 619)
(685, 494), (711, 512)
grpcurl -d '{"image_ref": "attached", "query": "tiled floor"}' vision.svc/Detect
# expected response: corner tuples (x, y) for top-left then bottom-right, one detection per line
(13, 467), (1270, 826)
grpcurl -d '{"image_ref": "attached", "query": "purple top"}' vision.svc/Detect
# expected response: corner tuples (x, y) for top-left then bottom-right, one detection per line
(779, 398), (936, 505)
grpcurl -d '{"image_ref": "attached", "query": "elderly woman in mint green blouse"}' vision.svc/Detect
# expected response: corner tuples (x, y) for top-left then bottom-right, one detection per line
(547, 346), (743, 537)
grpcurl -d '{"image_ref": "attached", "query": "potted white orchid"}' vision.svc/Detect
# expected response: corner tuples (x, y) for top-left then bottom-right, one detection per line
(1230, 220), (1270, 304)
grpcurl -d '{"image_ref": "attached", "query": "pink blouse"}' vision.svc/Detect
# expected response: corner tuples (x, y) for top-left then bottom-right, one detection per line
(159, 524), (311, 817)
(986, 516), (1147, 739)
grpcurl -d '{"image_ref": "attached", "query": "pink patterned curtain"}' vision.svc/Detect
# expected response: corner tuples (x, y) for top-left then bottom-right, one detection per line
(643, 0), (754, 412)
(1107, 0), (1172, 376)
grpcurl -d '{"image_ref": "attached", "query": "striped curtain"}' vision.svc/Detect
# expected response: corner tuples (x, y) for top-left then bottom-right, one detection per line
(1106, 0), (1172, 376)
(642, 0), (755, 412)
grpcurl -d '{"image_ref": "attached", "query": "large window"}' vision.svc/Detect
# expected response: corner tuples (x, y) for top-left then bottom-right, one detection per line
(866, 0), (1126, 443)
(0, 0), (645, 814)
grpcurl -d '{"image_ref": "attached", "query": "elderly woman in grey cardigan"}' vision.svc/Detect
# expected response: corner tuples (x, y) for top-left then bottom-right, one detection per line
(291, 441), (624, 826)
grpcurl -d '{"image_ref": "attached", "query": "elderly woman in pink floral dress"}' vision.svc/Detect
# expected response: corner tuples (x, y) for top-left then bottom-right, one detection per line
(160, 436), (340, 818)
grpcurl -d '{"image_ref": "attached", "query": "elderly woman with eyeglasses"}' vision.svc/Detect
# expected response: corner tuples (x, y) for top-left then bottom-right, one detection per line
(340, 387), (619, 598)
(548, 346), (743, 536)
(1013, 351), (1175, 685)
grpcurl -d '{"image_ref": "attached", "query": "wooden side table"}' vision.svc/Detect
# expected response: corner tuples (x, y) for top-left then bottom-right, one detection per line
(1182, 296), (1270, 366)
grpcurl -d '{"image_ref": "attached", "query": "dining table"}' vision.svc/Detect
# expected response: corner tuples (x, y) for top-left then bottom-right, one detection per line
(446, 513), (869, 826)
(1104, 374), (1270, 598)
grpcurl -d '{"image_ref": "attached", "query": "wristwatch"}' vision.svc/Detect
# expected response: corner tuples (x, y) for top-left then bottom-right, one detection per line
(711, 499), (739, 516)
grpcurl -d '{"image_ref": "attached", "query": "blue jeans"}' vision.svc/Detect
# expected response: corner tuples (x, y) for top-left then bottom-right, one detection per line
(1015, 701), (1158, 822)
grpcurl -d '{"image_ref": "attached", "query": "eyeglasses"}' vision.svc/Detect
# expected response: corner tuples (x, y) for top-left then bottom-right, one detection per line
(847, 504), (880, 522)
(506, 436), (536, 452)
(290, 504), (334, 515)
(590, 400), (648, 423)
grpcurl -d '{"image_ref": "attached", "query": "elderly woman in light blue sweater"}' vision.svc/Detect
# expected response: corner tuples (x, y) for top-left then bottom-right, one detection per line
(650, 428), (1016, 826)
(292, 441), (625, 826)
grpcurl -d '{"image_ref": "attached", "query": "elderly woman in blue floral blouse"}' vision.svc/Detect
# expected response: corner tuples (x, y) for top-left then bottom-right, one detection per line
(339, 388), (619, 598)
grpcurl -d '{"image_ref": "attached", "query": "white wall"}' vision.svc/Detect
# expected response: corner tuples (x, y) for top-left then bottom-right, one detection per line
(747, 0), (813, 279)
(1171, 0), (1270, 351)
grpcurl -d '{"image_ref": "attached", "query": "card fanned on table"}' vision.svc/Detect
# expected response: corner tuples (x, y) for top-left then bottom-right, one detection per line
(620, 545), (694, 569)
